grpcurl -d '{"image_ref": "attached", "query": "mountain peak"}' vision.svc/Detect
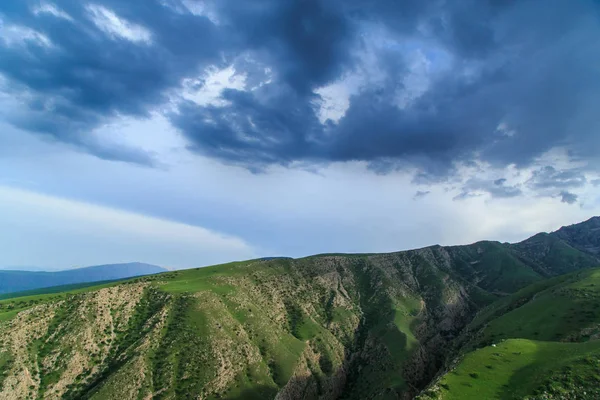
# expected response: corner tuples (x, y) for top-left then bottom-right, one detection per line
(558, 215), (600, 230)
(551, 216), (600, 257)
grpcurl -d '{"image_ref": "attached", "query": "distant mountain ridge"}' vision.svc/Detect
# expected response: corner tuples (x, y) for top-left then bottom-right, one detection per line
(0, 266), (55, 272)
(0, 262), (166, 295)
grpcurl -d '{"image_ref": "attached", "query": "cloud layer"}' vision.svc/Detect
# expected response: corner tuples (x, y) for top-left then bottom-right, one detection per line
(1, 1), (599, 174)
(0, 0), (599, 212)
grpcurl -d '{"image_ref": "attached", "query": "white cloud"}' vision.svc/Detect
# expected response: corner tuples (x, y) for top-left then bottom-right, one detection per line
(180, 65), (247, 107)
(32, 2), (74, 21)
(181, 0), (220, 24)
(314, 32), (454, 123)
(315, 80), (352, 124)
(448, 150), (597, 204)
(0, 185), (257, 269)
(158, 0), (220, 24)
(313, 67), (375, 125)
(87, 113), (187, 166)
(0, 19), (53, 48)
(86, 4), (152, 44)
(496, 122), (517, 137)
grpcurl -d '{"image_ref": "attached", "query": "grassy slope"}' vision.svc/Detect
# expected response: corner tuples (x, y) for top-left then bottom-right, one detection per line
(0, 231), (598, 400)
(510, 233), (600, 276)
(447, 242), (543, 294)
(0, 258), (360, 399)
(0, 279), (122, 300)
(421, 268), (600, 400)
(477, 269), (600, 344)
(153, 257), (430, 399)
(155, 261), (304, 399)
(0, 275), (167, 322)
(0, 252), (473, 400)
(429, 339), (600, 400)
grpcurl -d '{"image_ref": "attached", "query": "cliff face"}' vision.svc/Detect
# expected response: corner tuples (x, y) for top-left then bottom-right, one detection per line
(0, 218), (598, 400)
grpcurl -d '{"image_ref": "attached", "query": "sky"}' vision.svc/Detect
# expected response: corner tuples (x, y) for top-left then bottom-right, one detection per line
(1, 0), (600, 270)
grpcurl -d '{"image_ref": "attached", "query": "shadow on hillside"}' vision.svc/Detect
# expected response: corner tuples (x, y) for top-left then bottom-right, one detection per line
(336, 261), (419, 399)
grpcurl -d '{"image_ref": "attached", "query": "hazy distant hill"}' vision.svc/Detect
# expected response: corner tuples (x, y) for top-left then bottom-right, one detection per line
(0, 262), (166, 295)
(0, 266), (55, 272)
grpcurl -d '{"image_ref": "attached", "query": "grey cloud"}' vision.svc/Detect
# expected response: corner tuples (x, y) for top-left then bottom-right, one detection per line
(559, 191), (578, 204)
(173, 85), (323, 170)
(452, 191), (481, 201)
(527, 166), (587, 190)
(454, 178), (522, 200)
(176, 0), (600, 180)
(1, 0), (599, 178)
(0, 0), (222, 165)
(413, 190), (430, 200)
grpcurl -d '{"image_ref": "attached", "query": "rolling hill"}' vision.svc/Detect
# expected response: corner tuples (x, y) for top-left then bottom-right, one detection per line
(420, 268), (600, 399)
(0, 262), (166, 295)
(0, 218), (598, 399)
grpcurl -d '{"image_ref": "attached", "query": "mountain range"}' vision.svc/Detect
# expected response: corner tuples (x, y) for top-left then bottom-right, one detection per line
(0, 262), (166, 295)
(0, 217), (599, 399)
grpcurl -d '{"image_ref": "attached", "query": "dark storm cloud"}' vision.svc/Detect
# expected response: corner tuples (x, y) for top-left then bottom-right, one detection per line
(559, 191), (578, 205)
(0, 0), (222, 164)
(176, 0), (600, 180)
(1, 0), (599, 177)
(174, 86), (323, 169)
(213, 0), (353, 94)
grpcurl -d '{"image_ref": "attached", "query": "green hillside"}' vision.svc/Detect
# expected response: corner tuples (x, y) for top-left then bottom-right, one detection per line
(421, 268), (600, 400)
(0, 279), (124, 301)
(0, 250), (498, 399)
(0, 278), (143, 322)
(423, 339), (600, 400)
(0, 218), (598, 399)
(510, 233), (599, 276)
(446, 241), (543, 293)
(478, 269), (600, 344)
